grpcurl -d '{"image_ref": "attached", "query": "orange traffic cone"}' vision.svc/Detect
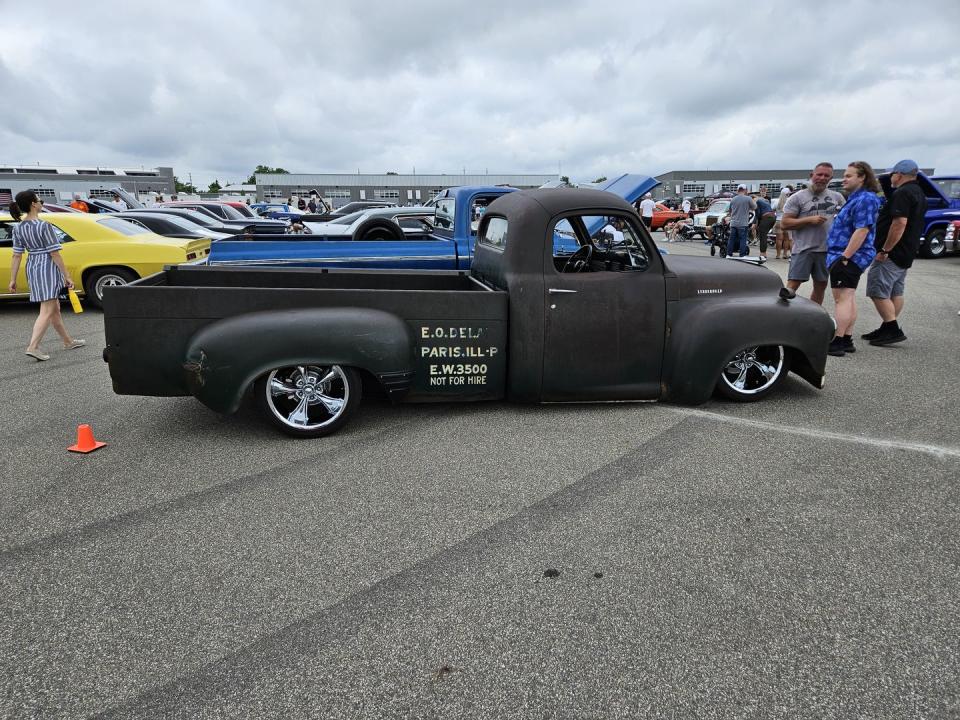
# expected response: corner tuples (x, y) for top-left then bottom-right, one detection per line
(68, 424), (106, 453)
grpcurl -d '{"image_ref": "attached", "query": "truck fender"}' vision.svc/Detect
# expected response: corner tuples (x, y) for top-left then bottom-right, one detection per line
(662, 297), (833, 403)
(183, 307), (414, 413)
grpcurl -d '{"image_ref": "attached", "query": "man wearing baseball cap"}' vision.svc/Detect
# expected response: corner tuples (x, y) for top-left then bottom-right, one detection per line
(726, 184), (756, 257)
(862, 159), (927, 346)
(638, 192), (657, 229)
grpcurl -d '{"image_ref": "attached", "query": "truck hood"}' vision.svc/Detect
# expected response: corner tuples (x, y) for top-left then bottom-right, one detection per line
(595, 174), (660, 204)
(662, 255), (783, 299)
(880, 172), (955, 207)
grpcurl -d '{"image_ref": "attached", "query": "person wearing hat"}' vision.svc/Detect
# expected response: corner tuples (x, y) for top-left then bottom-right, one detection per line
(726, 184), (756, 257)
(69, 193), (89, 213)
(638, 192), (657, 229)
(862, 159), (927, 346)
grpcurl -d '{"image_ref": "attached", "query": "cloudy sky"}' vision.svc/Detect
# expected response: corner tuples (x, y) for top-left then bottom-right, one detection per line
(2, 1), (958, 188)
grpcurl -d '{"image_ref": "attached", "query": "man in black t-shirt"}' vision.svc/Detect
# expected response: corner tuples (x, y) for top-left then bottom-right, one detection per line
(863, 160), (928, 346)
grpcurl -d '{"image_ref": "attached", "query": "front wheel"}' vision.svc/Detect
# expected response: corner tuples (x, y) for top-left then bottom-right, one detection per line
(715, 345), (789, 402)
(255, 364), (362, 437)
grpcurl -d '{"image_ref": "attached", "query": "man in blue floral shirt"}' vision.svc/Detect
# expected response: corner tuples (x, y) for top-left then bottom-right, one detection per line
(825, 161), (882, 356)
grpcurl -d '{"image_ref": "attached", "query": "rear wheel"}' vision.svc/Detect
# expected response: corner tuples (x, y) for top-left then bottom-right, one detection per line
(85, 267), (138, 309)
(353, 219), (404, 241)
(715, 345), (789, 401)
(920, 228), (945, 259)
(254, 364), (362, 438)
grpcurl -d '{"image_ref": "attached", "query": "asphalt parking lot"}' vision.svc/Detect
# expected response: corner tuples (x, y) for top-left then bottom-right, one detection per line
(2, 238), (959, 719)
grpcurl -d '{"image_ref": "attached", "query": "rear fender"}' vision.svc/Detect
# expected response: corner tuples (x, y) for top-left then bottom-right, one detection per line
(183, 308), (413, 413)
(663, 297), (833, 403)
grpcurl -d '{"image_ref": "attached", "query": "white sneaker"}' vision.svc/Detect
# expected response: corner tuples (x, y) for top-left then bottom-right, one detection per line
(758, 255), (767, 261)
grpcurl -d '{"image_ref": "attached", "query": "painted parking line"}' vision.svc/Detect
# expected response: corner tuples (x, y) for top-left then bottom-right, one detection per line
(671, 407), (960, 460)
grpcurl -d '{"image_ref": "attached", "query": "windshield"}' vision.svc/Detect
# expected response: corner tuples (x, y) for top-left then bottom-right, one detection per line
(217, 204), (246, 220)
(933, 178), (960, 200)
(230, 204), (256, 218)
(328, 211), (366, 225)
(707, 201), (731, 213)
(153, 214), (211, 234)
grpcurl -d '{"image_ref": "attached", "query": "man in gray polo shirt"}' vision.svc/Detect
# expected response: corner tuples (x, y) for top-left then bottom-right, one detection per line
(726, 185), (756, 257)
(781, 162), (845, 305)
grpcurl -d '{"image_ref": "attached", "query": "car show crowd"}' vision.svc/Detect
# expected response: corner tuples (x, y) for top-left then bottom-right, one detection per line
(655, 160), (929, 357)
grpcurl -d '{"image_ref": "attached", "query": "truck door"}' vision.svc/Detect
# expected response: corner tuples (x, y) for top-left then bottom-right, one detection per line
(541, 213), (666, 401)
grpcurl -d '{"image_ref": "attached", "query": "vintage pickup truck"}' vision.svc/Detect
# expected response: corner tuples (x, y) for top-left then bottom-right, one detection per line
(103, 188), (834, 438)
(206, 175), (658, 270)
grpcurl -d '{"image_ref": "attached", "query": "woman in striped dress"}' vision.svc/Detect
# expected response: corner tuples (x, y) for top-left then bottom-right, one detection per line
(7, 191), (85, 361)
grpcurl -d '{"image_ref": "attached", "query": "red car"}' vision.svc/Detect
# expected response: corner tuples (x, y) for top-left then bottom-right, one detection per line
(650, 202), (688, 230)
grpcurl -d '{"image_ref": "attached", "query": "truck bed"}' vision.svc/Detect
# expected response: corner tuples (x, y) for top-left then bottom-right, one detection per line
(104, 265), (508, 403)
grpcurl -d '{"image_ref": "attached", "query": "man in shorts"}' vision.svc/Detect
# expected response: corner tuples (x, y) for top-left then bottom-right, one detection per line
(862, 159), (928, 346)
(638, 193), (656, 229)
(781, 163), (845, 305)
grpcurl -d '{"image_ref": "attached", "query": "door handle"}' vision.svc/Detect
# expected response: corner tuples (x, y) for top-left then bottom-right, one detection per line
(548, 288), (577, 294)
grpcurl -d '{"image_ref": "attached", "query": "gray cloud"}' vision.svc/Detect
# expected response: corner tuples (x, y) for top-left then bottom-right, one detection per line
(1, 0), (958, 187)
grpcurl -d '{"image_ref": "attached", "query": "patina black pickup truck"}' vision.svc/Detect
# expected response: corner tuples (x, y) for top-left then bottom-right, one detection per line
(103, 188), (834, 437)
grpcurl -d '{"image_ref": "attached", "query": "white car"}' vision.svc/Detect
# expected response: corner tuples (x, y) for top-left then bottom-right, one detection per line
(692, 200), (756, 239)
(692, 200), (731, 238)
(305, 207), (436, 241)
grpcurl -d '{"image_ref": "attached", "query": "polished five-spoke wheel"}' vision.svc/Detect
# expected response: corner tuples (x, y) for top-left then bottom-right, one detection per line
(255, 364), (362, 437)
(715, 345), (789, 401)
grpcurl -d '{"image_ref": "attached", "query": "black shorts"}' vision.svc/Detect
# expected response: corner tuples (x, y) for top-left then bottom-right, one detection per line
(829, 258), (863, 289)
(640, 216), (652, 228)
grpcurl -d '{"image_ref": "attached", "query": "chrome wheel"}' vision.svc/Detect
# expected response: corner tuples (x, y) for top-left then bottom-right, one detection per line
(716, 345), (788, 401)
(262, 364), (353, 431)
(922, 228), (945, 259)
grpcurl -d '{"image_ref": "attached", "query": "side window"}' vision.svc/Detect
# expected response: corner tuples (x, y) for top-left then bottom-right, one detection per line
(435, 198), (455, 231)
(478, 216), (508, 249)
(49, 224), (73, 243)
(551, 213), (651, 274)
(0, 221), (13, 247)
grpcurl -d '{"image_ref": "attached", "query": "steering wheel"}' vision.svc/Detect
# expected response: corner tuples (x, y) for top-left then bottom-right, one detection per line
(562, 244), (593, 273)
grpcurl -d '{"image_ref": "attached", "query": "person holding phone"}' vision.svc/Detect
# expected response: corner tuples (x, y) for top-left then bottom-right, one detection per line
(7, 191), (85, 361)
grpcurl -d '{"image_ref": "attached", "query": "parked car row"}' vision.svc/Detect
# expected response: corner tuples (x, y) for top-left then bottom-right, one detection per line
(0, 212), (211, 308)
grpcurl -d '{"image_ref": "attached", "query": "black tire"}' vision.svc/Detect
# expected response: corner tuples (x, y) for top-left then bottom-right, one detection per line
(353, 219), (404, 241)
(254, 364), (362, 438)
(84, 267), (138, 309)
(715, 345), (790, 402)
(920, 228), (946, 259)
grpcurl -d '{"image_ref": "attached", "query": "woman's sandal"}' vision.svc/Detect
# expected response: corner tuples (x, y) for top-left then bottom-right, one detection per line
(64, 339), (86, 350)
(26, 350), (50, 361)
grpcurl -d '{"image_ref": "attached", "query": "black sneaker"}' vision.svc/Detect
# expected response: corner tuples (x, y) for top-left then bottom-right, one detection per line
(861, 325), (884, 340)
(827, 337), (847, 356)
(869, 327), (907, 346)
(843, 336), (856, 353)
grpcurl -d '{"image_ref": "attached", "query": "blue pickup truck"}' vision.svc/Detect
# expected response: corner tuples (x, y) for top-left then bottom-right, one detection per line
(921, 174), (960, 258)
(207, 175), (659, 270)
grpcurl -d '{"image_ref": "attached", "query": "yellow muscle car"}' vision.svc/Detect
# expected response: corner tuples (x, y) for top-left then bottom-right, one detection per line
(1, 213), (210, 308)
